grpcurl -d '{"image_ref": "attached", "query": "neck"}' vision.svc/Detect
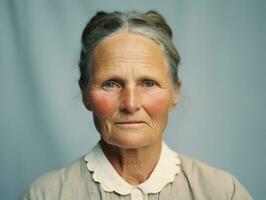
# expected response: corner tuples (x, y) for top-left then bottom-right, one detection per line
(100, 140), (162, 185)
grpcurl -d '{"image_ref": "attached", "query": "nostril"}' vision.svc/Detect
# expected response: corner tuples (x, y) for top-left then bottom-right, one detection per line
(120, 88), (141, 113)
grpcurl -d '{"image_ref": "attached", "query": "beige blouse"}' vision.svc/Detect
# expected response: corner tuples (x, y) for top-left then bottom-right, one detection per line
(21, 142), (253, 200)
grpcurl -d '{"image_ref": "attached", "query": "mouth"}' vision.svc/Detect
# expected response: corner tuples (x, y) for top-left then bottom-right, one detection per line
(114, 121), (146, 128)
(115, 121), (145, 124)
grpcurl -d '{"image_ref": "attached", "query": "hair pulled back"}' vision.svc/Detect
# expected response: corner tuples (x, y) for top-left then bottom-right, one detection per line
(79, 10), (180, 93)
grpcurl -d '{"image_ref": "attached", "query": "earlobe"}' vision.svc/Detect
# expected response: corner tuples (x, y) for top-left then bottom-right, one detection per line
(82, 94), (92, 111)
(171, 79), (182, 108)
(171, 93), (179, 109)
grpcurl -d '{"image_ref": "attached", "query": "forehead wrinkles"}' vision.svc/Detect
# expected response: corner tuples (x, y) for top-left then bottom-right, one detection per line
(94, 45), (163, 67)
(93, 32), (167, 66)
(91, 32), (171, 81)
(93, 51), (167, 78)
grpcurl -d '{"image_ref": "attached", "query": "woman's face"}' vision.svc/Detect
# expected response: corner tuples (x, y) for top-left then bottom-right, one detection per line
(84, 32), (179, 149)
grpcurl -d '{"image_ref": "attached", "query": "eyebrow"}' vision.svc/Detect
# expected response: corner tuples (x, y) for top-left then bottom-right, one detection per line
(103, 76), (125, 84)
(101, 74), (164, 84)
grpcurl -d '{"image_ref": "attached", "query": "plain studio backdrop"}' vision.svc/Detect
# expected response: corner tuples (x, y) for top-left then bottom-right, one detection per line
(1, 0), (265, 199)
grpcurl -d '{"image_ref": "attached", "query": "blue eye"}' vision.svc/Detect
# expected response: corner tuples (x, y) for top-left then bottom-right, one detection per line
(143, 81), (155, 88)
(103, 81), (115, 88)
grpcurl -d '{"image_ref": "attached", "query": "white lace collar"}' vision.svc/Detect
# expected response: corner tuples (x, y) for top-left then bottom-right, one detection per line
(84, 141), (181, 195)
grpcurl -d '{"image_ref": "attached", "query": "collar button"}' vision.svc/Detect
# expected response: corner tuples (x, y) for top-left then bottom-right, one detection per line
(131, 188), (143, 200)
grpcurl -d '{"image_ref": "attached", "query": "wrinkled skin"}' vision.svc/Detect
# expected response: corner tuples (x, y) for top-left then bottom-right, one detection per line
(83, 31), (180, 151)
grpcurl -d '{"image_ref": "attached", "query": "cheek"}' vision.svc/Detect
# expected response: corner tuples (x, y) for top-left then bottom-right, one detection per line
(90, 92), (119, 118)
(143, 92), (171, 118)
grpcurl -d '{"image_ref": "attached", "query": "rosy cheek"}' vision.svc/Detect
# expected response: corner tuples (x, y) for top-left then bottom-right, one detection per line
(90, 92), (119, 117)
(142, 93), (170, 117)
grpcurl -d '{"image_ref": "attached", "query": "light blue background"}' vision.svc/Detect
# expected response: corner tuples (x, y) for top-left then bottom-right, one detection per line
(1, 0), (265, 199)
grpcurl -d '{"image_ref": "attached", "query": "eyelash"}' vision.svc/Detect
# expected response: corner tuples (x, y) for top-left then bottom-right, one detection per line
(102, 81), (120, 89)
(102, 80), (158, 90)
(142, 80), (156, 88)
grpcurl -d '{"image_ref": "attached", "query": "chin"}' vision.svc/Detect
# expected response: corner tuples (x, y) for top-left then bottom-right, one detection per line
(106, 132), (156, 150)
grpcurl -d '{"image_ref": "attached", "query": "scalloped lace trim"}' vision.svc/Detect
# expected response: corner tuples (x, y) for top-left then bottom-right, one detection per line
(84, 141), (181, 195)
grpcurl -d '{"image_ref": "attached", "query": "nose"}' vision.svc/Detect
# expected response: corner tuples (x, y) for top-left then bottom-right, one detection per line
(120, 86), (141, 113)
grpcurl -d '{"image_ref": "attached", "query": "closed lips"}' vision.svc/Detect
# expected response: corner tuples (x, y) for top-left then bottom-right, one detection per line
(115, 121), (145, 124)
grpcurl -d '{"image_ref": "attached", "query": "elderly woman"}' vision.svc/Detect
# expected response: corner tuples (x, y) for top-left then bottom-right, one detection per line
(22, 11), (253, 200)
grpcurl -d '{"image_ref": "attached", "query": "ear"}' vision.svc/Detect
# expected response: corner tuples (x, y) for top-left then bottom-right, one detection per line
(171, 79), (182, 108)
(82, 92), (92, 111)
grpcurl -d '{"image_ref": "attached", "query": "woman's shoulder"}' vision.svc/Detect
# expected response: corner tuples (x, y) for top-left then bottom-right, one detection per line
(176, 153), (253, 199)
(179, 153), (233, 183)
(35, 157), (85, 185)
(21, 156), (92, 200)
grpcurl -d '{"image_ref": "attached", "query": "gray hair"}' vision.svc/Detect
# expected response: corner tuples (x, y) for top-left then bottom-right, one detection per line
(79, 10), (180, 93)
